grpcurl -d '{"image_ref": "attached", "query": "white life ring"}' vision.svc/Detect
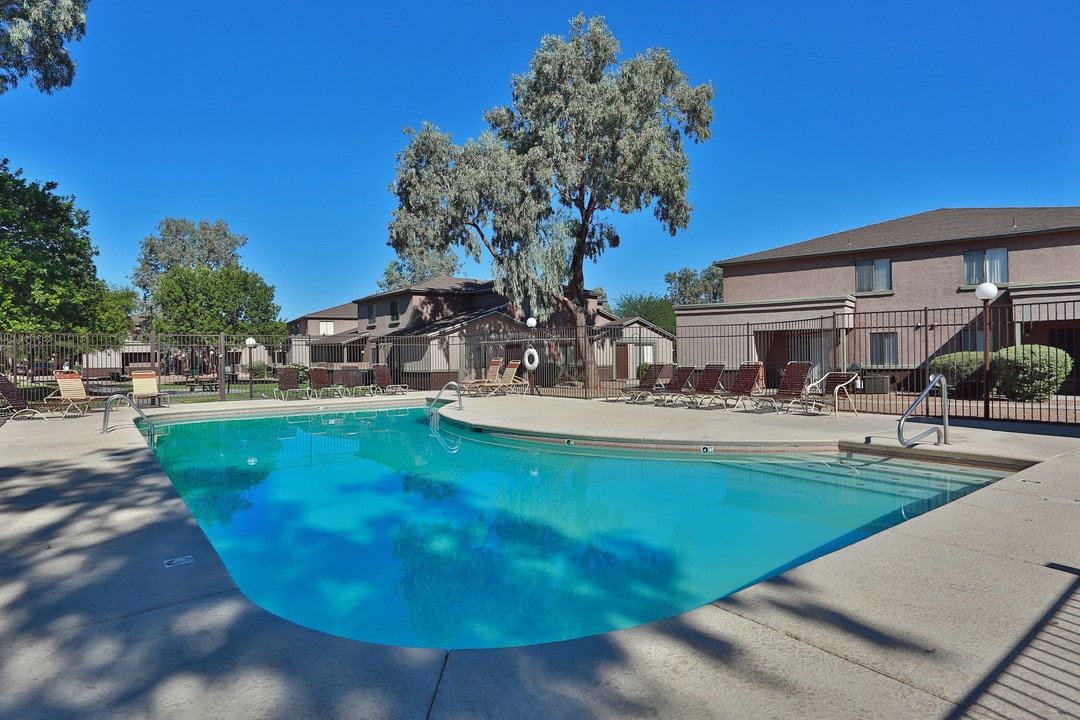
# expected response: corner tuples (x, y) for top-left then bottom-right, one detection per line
(523, 347), (540, 371)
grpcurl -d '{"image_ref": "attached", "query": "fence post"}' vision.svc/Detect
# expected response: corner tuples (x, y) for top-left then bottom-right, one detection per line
(218, 333), (227, 401)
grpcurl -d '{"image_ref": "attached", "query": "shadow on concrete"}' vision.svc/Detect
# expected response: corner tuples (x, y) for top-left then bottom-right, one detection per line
(0, 438), (444, 720)
(945, 563), (1080, 720)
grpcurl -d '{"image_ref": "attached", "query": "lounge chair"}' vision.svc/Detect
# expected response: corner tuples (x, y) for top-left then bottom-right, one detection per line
(371, 363), (409, 394)
(0, 372), (50, 419)
(340, 366), (374, 396)
(461, 357), (504, 396)
(274, 366), (310, 400)
(758, 361), (814, 414)
(487, 359), (529, 396)
(309, 367), (345, 398)
(128, 370), (170, 407)
(715, 361), (765, 411)
(46, 371), (106, 416)
(684, 363), (726, 408)
(802, 371), (860, 416)
(612, 363), (669, 402)
(652, 365), (697, 405)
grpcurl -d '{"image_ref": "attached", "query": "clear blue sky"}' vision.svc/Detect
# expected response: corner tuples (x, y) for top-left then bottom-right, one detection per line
(4, 1), (1079, 321)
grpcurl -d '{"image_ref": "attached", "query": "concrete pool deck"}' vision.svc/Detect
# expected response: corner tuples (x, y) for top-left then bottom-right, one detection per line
(1, 394), (1078, 719)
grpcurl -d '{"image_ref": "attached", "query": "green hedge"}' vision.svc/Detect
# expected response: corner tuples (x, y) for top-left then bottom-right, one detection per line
(991, 344), (1074, 402)
(928, 351), (985, 396)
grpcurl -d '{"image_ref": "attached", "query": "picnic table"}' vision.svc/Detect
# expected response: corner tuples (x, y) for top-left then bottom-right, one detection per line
(185, 374), (219, 392)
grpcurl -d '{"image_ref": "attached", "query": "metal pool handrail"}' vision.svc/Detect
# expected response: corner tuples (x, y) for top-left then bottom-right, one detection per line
(428, 381), (463, 454)
(429, 381), (463, 417)
(898, 373), (949, 447)
(101, 394), (156, 444)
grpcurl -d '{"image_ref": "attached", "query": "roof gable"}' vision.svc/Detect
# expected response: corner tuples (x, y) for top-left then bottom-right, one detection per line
(722, 207), (1080, 266)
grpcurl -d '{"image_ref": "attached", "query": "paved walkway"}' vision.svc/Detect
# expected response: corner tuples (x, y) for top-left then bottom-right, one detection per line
(1, 394), (1078, 719)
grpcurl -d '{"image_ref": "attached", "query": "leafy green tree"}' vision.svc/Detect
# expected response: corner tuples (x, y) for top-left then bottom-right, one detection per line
(1, 0), (89, 94)
(0, 158), (105, 331)
(611, 292), (675, 333)
(389, 15), (713, 386)
(665, 264), (723, 305)
(132, 217), (246, 315)
(377, 244), (462, 291)
(93, 283), (139, 335)
(152, 264), (284, 336)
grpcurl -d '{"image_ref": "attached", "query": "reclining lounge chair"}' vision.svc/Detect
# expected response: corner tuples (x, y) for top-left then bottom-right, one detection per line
(0, 372), (50, 419)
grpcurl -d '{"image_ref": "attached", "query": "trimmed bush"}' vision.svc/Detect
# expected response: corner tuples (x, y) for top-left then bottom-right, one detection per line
(928, 351), (985, 396)
(992, 344), (1074, 402)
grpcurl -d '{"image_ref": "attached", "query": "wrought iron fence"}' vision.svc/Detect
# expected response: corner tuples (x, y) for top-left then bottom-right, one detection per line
(2, 298), (1077, 423)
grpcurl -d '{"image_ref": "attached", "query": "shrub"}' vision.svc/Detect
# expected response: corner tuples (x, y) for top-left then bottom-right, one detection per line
(637, 362), (651, 379)
(249, 360), (269, 379)
(927, 351), (985, 396)
(992, 344), (1074, 402)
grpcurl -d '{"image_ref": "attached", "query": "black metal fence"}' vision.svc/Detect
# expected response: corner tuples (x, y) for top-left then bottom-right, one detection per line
(2, 298), (1077, 423)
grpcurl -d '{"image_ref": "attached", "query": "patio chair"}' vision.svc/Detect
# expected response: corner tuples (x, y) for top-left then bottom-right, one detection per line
(802, 371), (860, 416)
(128, 370), (170, 407)
(274, 366), (310, 400)
(339, 365), (374, 396)
(611, 362), (669, 403)
(684, 362), (727, 408)
(461, 357), (504, 396)
(371, 363), (409, 394)
(652, 365), (697, 406)
(0, 372), (50, 419)
(309, 367), (345, 398)
(485, 359), (529, 396)
(715, 361), (765, 411)
(46, 371), (107, 416)
(757, 361), (814, 414)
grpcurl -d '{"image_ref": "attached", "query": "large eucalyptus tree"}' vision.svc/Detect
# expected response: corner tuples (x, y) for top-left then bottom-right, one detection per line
(389, 14), (713, 386)
(1, 0), (89, 94)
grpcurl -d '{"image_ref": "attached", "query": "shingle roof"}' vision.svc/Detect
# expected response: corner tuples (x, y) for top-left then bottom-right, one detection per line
(298, 302), (358, 320)
(353, 277), (495, 303)
(721, 207), (1080, 266)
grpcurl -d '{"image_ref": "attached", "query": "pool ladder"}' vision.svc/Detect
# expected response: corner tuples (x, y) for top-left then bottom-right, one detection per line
(897, 373), (949, 447)
(101, 394), (156, 445)
(428, 381), (464, 453)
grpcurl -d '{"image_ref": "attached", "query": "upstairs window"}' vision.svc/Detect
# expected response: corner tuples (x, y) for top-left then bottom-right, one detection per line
(964, 248), (1008, 285)
(390, 300), (400, 322)
(855, 258), (892, 293)
(318, 321), (334, 336)
(367, 304), (376, 325)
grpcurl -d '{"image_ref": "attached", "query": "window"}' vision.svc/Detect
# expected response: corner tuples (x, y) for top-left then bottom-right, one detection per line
(963, 248), (1008, 285)
(855, 258), (892, 293)
(869, 332), (898, 365)
(390, 300), (400, 322)
(318, 321), (334, 336)
(367, 304), (376, 325)
(962, 328), (994, 352)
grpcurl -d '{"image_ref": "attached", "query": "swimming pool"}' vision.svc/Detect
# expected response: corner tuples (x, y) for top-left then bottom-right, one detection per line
(149, 407), (1007, 649)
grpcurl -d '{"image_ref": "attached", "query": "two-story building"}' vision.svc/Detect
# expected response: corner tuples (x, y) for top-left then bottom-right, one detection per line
(288, 277), (675, 389)
(676, 207), (1080, 391)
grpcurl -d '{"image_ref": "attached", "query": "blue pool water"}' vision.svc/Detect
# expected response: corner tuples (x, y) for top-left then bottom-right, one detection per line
(149, 407), (1006, 649)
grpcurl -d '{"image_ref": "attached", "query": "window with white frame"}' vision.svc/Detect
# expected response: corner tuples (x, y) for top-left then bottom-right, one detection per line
(367, 304), (376, 325)
(319, 321), (334, 336)
(869, 332), (898, 366)
(963, 247), (1008, 285)
(390, 300), (400, 322)
(855, 258), (892, 293)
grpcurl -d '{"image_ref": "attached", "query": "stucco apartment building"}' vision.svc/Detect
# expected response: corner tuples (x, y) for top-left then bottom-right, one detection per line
(676, 207), (1080, 392)
(286, 277), (674, 389)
